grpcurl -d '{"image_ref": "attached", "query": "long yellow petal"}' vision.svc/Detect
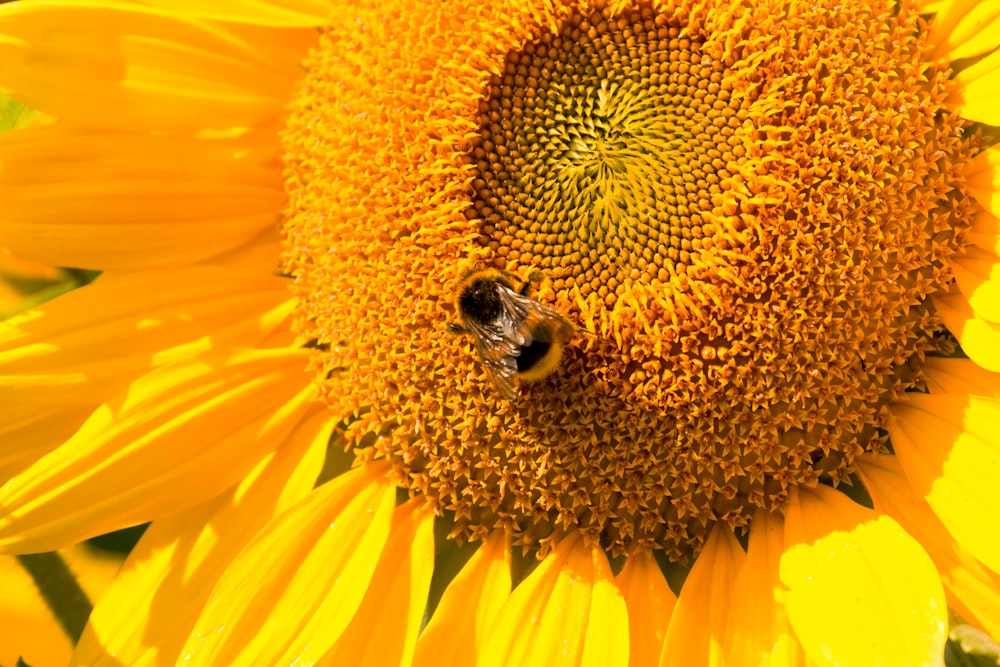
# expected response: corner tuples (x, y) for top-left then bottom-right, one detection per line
(887, 393), (1000, 577)
(316, 500), (436, 667)
(478, 532), (630, 667)
(857, 453), (1000, 640)
(922, 357), (1000, 398)
(930, 0), (1000, 61)
(0, 125), (285, 268)
(0, 266), (292, 404)
(203, 225), (284, 271)
(951, 247), (1000, 323)
(934, 293), (1000, 372)
(0, 264), (292, 482)
(0, 124), (280, 187)
(0, 403), (95, 485)
(725, 510), (804, 667)
(0, 348), (316, 552)
(180, 463), (395, 667)
(967, 145), (1000, 221)
(72, 409), (331, 666)
(616, 550), (676, 667)
(948, 45), (1000, 124)
(660, 525), (745, 667)
(781, 485), (947, 667)
(967, 208), (1000, 258)
(413, 530), (511, 667)
(137, 0), (332, 26)
(0, 0), (305, 130)
(0, 191), (283, 271)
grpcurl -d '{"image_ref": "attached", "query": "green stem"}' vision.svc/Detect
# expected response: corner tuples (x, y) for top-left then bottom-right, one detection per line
(16, 552), (93, 644)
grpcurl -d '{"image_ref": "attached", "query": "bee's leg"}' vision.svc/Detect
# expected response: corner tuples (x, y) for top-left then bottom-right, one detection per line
(447, 323), (467, 334)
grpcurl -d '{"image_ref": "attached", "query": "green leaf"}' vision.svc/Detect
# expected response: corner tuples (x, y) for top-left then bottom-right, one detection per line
(15, 552), (93, 645)
(946, 625), (1000, 667)
(0, 93), (36, 131)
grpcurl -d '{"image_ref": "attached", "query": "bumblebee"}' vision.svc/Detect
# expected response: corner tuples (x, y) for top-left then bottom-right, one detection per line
(449, 268), (575, 400)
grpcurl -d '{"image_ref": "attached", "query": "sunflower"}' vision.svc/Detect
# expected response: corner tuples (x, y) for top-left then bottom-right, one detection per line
(1, 0), (999, 664)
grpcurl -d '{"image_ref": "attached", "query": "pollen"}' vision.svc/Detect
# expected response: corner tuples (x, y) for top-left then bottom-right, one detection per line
(281, 0), (979, 560)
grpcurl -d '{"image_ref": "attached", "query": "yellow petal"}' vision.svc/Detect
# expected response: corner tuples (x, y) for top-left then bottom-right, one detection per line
(478, 532), (630, 667)
(205, 225), (285, 271)
(967, 208), (1000, 258)
(137, 0), (331, 26)
(951, 247), (1000, 323)
(887, 393), (1000, 577)
(180, 463), (396, 667)
(934, 293), (1000, 372)
(725, 510), (805, 667)
(316, 500), (436, 667)
(660, 524), (745, 667)
(413, 530), (512, 667)
(0, 194), (283, 272)
(967, 145), (1000, 222)
(0, 264), (292, 483)
(0, 125), (286, 269)
(948, 46), (1000, 125)
(930, 0), (1000, 61)
(856, 453), (1000, 640)
(71, 408), (331, 666)
(0, 403), (95, 484)
(0, 124), (280, 187)
(0, 0), (304, 130)
(922, 357), (1000, 398)
(616, 550), (676, 667)
(781, 485), (947, 667)
(0, 266), (292, 404)
(0, 348), (316, 552)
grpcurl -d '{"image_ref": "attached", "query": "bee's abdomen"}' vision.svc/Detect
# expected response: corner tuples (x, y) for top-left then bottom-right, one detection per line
(515, 339), (552, 373)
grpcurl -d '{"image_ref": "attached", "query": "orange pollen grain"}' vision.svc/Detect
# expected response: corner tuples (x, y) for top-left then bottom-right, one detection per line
(280, 0), (978, 560)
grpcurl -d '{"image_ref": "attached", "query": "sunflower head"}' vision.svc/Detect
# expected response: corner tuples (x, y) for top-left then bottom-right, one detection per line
(281, 0), (978, 560)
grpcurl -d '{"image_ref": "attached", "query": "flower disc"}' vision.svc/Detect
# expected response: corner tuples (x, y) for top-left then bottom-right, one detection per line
(282, 0), (977, 559)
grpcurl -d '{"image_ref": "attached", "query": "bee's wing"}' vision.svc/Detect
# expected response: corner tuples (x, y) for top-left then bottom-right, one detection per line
(463, 317), (520, 400)
(480, 353), (520, 400)
(494, 286), (575, 345)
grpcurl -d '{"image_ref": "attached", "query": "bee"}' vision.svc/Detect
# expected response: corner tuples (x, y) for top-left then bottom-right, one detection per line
(448, 268), (575, 400)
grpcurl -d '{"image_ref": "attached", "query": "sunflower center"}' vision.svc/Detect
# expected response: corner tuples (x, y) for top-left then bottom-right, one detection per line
(282, 0), (975, 560)
(470, 9), (733, 291)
